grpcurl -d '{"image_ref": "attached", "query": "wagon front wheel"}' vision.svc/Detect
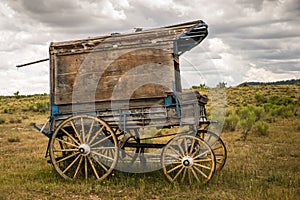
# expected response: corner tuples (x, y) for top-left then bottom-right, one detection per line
(49, 115), (118, 180)
(161, 135), (216, 185)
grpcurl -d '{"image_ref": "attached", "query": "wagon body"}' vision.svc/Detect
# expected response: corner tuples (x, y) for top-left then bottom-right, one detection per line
(48, 20), (208, 130)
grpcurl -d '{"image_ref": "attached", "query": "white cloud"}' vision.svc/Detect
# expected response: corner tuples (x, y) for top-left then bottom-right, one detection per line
(244, 66), (299, 83)
(99, 0), (127, 20)
(208, 38), (230, 53)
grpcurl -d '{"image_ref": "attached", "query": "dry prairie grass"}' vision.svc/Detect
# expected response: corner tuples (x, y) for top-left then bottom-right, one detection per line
(0, 85), (299, 199)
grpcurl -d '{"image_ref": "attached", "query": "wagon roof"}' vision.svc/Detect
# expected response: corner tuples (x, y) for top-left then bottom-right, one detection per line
(50, 19), (208, 56)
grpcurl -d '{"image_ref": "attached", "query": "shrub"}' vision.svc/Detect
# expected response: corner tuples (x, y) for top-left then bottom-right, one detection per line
(28, 101), (49, 113)
(3, 107), (15, 114)
(0, 118), (5, 124)
(22, 115), (29, 120)
(236, 106), (257, 140)
(224, 114), (239, 132)
(239, 115), (256, 141)
(268, 95), (294, 106)
(226, 110), (232, 117)
(252, 121), (269, 136)
(252, 106), (264, 121)
(242, 116), (255, 140)
(236, 107), (250, 120)
(263, 103), (273, 113)
(216, 82), (227, 88)
(8, 137), (20, 143)
(270, 105), (293, 118)
(255, 94), (267, 105)
(269, 95), (281, 105)
(9, 118), (22, 124)
(278, 96), (294, 106)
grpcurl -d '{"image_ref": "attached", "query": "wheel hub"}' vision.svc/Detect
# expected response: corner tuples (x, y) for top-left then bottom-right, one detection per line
(182, 156), (194, 167)
(78, 144), (91, 155)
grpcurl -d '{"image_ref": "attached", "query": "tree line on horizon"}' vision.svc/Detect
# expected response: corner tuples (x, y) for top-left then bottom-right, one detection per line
(238, 78), (300, 87)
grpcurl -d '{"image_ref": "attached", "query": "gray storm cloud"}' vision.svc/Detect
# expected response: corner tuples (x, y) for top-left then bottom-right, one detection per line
(0, 0), (299, 95)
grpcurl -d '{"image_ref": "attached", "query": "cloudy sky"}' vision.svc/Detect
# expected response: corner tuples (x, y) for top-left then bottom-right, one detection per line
(0, 0), (299, 95)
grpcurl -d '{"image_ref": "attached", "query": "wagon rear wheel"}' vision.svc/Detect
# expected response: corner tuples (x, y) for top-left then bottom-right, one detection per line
(197, 130), (227, 171)
(161, 135), (216, 185)
(49, 115), (118, 180)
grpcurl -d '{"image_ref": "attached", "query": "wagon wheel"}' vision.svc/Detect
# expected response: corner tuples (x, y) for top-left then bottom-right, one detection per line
(197, 130), (227, 171)
(49, 115), (118, 180)
(116, 129), (142, 164)
(161, 135), (216, 184)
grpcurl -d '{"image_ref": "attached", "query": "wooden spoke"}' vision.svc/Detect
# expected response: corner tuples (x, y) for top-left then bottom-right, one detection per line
(91, 156), (108, 171)
(207, 134), (212, 142)
(168, 145), (183, 158)
(70, 120), (83, 144)
(181, 168), (187, 182)
(62, 154), (81, 174)
(188, 169), (192, 184)
(193, 158), (212, 163)
(189, 138), (195, 155)
(56, 152), (80, 163)
(81, 117), (86, 143)
(167, 164), (183, 174)
(84, 156), (88, 179)
(91, 146), (116, 150)
(193, 165), (208, 179)
(90, 134), (113, 148)
(88, 126), (105, 145)
(213, 145), (223, 151)
(86, 119), (95, 143)
(55, 138), (79, 149)
(193, 163), (211, 170)
(88, 156), (100, 179)
(166, 153), (181, 161)
(191, 168), (200, 182)
(184, 138), (188, 155)
(53, 149), (78, 152)
(190, 145), (202, 157)
(193, 150), (210, 160)
(172, 166), (184, 182)
(92, 151), (114, 161)
(73, 157), (83, 179)
(177, 139), (186, 156)
(61, 128), (81, 146)
(216, 159), (223, 164)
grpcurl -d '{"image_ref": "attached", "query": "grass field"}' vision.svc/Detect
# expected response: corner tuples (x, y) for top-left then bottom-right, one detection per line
(0, 85), (299, 199)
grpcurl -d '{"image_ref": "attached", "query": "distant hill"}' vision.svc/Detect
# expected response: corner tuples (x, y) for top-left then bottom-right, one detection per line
(238, 79), (300, 86)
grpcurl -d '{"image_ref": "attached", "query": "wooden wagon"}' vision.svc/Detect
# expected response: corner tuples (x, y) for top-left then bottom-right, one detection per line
(27, 20), (226, 184)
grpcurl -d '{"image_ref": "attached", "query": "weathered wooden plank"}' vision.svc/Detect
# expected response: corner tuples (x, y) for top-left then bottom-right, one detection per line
(58, 98), (167, 114)
(54, 48), (175, 105)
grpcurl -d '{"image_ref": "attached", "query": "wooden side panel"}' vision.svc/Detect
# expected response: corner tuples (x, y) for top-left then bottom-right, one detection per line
(53, 48), (175, 105)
